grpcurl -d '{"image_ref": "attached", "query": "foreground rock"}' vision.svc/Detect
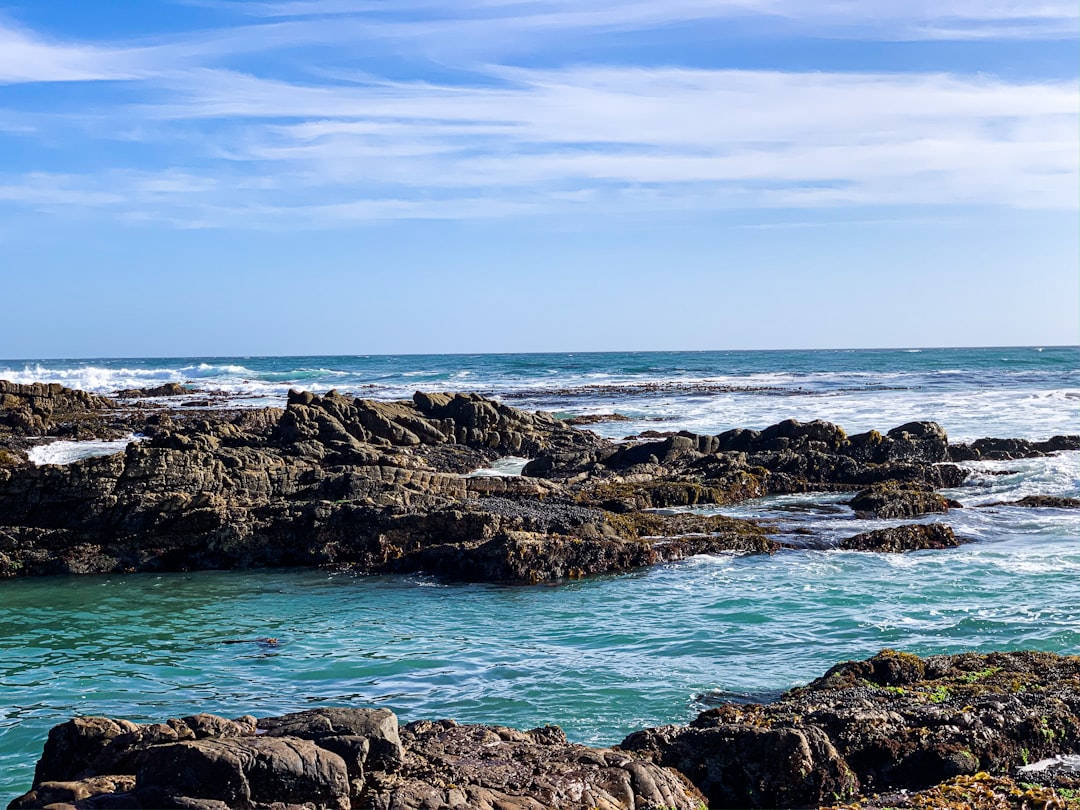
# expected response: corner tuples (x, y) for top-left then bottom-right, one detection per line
(622, 649), (1080, 808)
(1, 381), (1077, 582)
(10, 708), (704, 810)
(11, 651), (1079, 809)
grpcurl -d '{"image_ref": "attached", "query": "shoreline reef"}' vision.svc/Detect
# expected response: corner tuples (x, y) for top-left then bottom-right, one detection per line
(0, 379), (1076, 581)
(9, 649), (1080, 809)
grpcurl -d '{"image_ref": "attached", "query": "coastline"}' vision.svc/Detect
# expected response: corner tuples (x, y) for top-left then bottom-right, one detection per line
(2, 370), (1079, 807)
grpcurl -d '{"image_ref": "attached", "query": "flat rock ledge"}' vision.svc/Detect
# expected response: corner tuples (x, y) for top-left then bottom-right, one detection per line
(10, 651), (1080, 810)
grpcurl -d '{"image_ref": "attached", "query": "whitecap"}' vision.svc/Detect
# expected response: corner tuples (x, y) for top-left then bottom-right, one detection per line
(28, 436), (141, 466)
(463, 457), (531, 477)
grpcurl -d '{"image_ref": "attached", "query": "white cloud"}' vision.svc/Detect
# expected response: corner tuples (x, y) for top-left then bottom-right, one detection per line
(2, 65), (1073, 225)
(231, 0), (1080, 41)
(0, 20), (158, 84)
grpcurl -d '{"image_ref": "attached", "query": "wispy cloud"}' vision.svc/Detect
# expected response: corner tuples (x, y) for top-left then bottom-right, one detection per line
(1, 65), (1074, 226)
(0, 4), (1076, 228)
(228, 0), (1080, 41)
(0, 19), (159, 84)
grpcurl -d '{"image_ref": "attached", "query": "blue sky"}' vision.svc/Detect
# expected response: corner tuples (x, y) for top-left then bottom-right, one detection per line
(1, 0), (1077, 357)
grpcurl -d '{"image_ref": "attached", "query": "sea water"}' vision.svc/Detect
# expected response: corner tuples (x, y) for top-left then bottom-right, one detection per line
(0, 347), (1077, 799)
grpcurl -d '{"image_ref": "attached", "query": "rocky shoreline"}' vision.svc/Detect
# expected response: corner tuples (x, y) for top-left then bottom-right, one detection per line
(3, 382), (1080, 808)
(8, 649), (1080, 809)
(2, 379), (1077, 581)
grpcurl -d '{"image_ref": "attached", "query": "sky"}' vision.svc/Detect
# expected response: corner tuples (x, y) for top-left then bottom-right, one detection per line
(0, 0), (1077, 358)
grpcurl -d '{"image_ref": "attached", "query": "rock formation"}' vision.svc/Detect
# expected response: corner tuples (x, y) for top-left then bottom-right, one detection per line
(10, 650), (1080, 809)
(1, 382), (1077, 582)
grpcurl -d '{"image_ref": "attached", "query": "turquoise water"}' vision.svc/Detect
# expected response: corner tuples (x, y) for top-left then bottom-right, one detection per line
(1, 347), (1078, 799)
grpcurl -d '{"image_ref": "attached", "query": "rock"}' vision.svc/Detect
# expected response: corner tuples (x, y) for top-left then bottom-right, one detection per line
(0, 380), (116, 440)
(11, 711), (704, 810)
(133, 737), (350, 809)
(882, 422), (950, 463)
(115, 383), (190, 398)
(562, 413), (631, 426)
(623, 650), (1080, 807)
(950, 435), (1080, 461)
(839, 523), (964, 552)
(848, 483), (952, 518)
(362, 720), (706, 810)
(622, 722), (858, 808)
(824, 773), (1069, 810)
(258, 707), (403, 775)
(8, 774), (137, 809)
(32, 716), (139, 785)
(0, 385), (1053, 584)
(984, 495), (1080, 509)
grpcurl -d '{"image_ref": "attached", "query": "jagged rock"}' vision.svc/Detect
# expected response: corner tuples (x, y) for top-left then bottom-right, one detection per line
(115, 383), (190, 398)
(622, 650), (1080, 808)
(1, 385), (1066, 584)
(0, 380), (116, 439)
(950, 435), (1080, 461)
(848, 483), (953, 518)
(983, 495), (1080, 509)
(10, 711), (704, 810)
(623, 722), (858, 809)
(133, 737), (351, 809)
(839, 523), (963, 552)
(32, 716), (140, 785)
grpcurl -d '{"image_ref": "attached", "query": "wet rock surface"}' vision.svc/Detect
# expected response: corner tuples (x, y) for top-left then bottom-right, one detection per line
(11, 651), (1080, 809)
(839, 522), (965, 552)
(622, 649), (1080, 809)
(0, 382), (1076, 582)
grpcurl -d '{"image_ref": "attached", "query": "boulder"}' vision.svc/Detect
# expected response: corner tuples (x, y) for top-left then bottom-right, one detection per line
(839, 523), (964, 552)
(848, 483), (952, 519)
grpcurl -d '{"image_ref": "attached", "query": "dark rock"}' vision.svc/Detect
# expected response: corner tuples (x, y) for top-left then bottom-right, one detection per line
(986, 495), (1080, 509)
(0, 380), (116, 440)
(133, 737), (350, 809)
(848, 483), (951, 518)
(115, 383), (190, 398)
(32, 716), (139, 785)
(623, 722), (858, 809)
(839, 523), (964, 552)
(882, 422), (949, 463)
(11, 709), (705, 810)
(623, 650), (1080, 807)
(562, 412), (631, 426)
(949, 434), (1080, 461)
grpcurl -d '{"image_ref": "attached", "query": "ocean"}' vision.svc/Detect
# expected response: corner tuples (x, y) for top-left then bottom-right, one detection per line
(1, 346), (1078, 799)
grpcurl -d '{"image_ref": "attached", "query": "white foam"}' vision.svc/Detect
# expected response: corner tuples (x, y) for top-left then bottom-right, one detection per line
(28, 436), (141, 466)
(464, 457), (531, 477)
(1018, 755), (1080, 773)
